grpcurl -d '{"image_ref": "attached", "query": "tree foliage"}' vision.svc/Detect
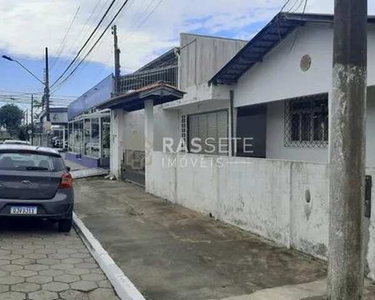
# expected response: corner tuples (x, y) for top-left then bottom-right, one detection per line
(0, 104), (24, 135)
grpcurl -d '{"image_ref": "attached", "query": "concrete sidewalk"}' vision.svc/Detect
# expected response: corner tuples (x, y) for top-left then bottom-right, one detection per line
(74, 178), (329, 300)
(64, 159), (109, 179)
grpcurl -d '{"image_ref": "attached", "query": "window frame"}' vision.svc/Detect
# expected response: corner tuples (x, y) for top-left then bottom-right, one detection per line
(284, 93), (329, 148)
(186, 109), (229, 155)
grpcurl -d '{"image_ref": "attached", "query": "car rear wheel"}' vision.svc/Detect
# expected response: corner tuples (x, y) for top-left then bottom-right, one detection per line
(58, 213), (72, 233)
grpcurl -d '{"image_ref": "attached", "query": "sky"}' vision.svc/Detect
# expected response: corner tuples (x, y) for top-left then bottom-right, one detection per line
(0, 0), (374, 110)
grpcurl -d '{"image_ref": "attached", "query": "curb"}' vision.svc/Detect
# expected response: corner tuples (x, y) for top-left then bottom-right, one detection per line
(73, 212), (146, 300)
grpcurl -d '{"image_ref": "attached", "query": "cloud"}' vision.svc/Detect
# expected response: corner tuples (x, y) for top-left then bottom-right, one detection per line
(1, 0), (374, 75)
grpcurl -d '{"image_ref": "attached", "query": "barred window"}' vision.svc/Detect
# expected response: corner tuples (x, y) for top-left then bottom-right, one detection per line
(285, 94), (328, 148)
(181, 115), (187, 152)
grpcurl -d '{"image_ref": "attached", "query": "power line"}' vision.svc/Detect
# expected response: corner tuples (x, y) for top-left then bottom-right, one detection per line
(289, 0), (305, 13)
(302, 0), (308, 15)
(280, 0), (294, 12)
(52, 0), (131, 93)
(0, 91), (78, 99)
(120, 0), (164, 43)
(55, 0), (108, 74)
(288, 0), (309, 51)
(286, 0), (303, 12)
(51, 0), (117, 88)
(51, 5), (81, 71)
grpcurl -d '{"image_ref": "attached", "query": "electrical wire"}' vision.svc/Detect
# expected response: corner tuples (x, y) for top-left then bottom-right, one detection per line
(51, 0), (117, 88)
(301, 0), (308, 15)
(289, 0), (309, 52)
(286, 0), (303, 12)
(52, 0), (131, 93)
(57, 0), (110, 75)
(50, 6), (81, 71)
(280, 0), (293, 12)
(120, 0), (164, 43)
(290, 0), (305, 13)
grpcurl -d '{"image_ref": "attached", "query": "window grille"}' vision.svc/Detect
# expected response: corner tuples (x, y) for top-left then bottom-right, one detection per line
(284, 94), (328, 148)
(181, 115), (187, 152)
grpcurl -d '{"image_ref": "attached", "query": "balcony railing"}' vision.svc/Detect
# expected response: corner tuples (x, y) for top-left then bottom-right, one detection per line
(118, 65), (178, 94)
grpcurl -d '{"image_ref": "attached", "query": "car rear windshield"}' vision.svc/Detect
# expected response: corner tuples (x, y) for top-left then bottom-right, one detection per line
(0, 151), (66, 172)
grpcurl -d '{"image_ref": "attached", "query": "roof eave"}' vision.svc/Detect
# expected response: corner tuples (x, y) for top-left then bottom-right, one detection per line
(97, 84), (185, 112)
(209, 12), (375, 86)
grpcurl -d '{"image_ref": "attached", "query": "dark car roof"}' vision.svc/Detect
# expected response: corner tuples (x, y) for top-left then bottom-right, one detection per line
(0, 145), (61, 156)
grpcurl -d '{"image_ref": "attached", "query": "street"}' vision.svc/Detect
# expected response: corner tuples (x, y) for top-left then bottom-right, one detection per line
(0, 218), (118, 300)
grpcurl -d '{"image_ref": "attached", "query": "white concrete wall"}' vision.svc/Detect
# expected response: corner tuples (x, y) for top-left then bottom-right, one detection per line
(148, 153), (375, 277)
(121, 106), (180, 153)
(216, 157), (291, 245)
(266, 100), (328, 163)
(109, 105), (180, 176)
(110, 109), (126, 178)
(148, 154), (314, 247)
(265, 87), (375, 165)
(289, 162), (329, 259)
(154, 108), (179, 152)
(177, 98), (230, 116)
(123, 110), (145, 151)
(233, 24), (375, 108)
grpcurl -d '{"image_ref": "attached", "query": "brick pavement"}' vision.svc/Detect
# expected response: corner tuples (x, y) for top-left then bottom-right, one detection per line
(0, 219), (119, 300)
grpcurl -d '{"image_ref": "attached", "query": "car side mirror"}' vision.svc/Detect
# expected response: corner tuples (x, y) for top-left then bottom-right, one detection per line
(66, 166), (71, 172)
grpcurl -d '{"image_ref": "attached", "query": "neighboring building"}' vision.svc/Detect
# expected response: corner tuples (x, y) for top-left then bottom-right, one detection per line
(99, 34), (246, 184)
(101, 13), (375, 281)
(98, 47), (181, 183)
(36, 106), (69, 148)
(65, 48), (180, 169)
(66, 75), (113, 168)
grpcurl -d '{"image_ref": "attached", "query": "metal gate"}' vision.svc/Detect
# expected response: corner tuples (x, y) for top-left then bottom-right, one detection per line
(121, 149), (145, 186)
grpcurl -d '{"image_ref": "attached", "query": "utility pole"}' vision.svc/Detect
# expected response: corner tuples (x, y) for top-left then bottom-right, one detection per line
(328, 0), (368, 299)
(44, 47), (50, 122)
(30, 94), (34, 145)
(112, 25), (121, 95)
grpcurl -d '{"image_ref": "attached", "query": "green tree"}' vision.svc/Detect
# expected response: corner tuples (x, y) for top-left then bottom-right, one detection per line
(0, 104), (24, 136)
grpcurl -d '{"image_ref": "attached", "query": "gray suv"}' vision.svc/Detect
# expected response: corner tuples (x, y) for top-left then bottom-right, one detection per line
(0, 145), (74, 232)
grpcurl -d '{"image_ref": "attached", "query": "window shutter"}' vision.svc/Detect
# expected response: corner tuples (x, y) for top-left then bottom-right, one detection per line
(188, 110), (228, 155)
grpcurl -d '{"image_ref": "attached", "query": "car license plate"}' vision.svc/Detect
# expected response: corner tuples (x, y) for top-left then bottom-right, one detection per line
(10, 207), (37, 215)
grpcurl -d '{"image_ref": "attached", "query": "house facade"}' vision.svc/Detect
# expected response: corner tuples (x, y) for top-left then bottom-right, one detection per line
(99, 13), (375, 279)
(102, 37), (245, 183)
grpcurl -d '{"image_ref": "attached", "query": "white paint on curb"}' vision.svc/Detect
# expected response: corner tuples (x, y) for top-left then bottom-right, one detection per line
(73, 212), (146, 300)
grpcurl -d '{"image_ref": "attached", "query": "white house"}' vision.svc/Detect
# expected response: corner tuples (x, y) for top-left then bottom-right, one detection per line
(101, 13), (375, 279)
(99, 34), (247, 183)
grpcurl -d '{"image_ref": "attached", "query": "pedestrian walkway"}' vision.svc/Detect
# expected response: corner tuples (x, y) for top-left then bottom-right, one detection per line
(64, 158), (109, 179)
(74, 178), (327, 300)
(0, 218), (119, 300)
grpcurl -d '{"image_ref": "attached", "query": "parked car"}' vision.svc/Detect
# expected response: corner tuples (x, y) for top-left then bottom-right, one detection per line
(3, 140), (31, 145)
(0, 144), (74, 232)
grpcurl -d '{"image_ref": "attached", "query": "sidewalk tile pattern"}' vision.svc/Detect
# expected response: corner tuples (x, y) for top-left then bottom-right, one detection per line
(0, 230), (119, 300)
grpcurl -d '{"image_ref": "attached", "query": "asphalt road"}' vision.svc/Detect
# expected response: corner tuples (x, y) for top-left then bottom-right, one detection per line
(0, 218), (119, 300)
